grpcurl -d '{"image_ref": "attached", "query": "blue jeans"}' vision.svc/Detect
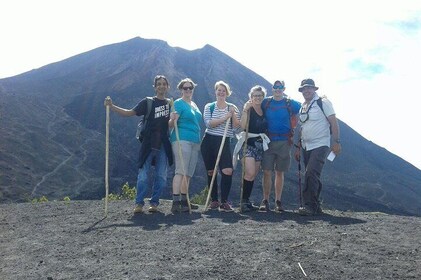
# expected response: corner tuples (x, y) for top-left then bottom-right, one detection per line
(135, 147), (168, 206)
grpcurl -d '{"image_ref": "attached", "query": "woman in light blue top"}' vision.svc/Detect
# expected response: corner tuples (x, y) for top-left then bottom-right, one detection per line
(169, 78), (202, 213)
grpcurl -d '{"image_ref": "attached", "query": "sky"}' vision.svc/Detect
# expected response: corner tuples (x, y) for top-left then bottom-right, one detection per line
(2, 0), (421, 170)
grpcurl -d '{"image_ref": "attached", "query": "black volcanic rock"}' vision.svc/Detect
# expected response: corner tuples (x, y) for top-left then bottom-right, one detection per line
(0, 37), (420, 216)
(0, 200), (420, 279)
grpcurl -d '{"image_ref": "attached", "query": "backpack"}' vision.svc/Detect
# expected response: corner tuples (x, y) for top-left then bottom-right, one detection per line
(263, 97), (298, 142)
(135, 97), (154, 142)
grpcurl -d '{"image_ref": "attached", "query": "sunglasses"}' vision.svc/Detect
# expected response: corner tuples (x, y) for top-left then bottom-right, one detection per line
(252, 94), (264, 98)
(182, 86), (194, 91)
(273, 85), (284, 90)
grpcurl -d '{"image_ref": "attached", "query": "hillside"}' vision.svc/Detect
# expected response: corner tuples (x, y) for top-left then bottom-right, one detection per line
(0, 37), (420, 216)
(0, 200), (420, 279)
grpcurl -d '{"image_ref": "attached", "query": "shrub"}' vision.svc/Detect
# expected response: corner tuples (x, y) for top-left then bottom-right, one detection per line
(106, 182), (136, 201)
(190, 186), (208, 205)
(31, 196), (49, 203)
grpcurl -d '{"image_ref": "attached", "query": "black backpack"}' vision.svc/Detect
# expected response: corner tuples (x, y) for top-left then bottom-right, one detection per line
(135, 97), (154, 142)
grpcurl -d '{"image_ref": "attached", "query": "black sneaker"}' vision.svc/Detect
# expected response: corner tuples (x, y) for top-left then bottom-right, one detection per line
(189, 203), (199, 210)
(259, 199), (270, 212)
(240, 200), (258, 212)
(274, 200), (284, 212)
(298, 207), (314, 216)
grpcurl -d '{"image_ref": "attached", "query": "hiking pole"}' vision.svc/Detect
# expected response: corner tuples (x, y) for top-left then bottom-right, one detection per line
(104, 96), (110, 217)
(298, 155), (302, 208)
(203, 117), (231, 212)
(170, 98), (191, 213)
(239, 109), (250, 213)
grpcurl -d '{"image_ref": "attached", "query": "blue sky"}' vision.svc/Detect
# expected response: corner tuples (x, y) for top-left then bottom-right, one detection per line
(1, 0), (421, 169)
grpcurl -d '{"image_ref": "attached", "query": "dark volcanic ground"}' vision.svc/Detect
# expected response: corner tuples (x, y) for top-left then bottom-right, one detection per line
(1, 200), (420, 279)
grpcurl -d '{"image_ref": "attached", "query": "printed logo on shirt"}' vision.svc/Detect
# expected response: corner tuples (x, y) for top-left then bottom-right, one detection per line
(154, 104), (169, 118)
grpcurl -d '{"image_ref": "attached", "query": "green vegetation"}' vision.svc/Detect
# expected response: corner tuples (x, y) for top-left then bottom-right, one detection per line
(190, 186), (208, 205)
(31, 196), (49, 203)
(106, 182), (136, 201)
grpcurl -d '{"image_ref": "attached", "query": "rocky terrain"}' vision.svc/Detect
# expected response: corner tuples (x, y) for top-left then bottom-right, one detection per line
(1, 200), (420, 279)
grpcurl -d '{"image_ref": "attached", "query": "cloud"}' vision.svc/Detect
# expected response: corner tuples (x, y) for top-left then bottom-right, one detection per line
(389, 17), (421, 34)
(347, 58), (386, 80)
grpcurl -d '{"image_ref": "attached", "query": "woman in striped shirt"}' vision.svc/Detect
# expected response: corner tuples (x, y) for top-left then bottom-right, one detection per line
(201, 81), (240, 212)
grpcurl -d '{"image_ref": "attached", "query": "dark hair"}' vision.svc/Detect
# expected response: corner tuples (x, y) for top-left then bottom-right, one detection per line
(153, 75), (169, 87)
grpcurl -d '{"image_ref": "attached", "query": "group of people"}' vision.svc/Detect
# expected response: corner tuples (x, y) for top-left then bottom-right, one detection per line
(104, 75), (341, 216)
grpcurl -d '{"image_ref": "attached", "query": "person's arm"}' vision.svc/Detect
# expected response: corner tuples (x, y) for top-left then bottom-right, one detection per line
(110, 104), (136, 117)
(104, 97), (136, 117)
(240, 101), (252, 130)
(231, 105), (241, 128)
(328, 114), (341, 155)
(169, 101), (180, 129)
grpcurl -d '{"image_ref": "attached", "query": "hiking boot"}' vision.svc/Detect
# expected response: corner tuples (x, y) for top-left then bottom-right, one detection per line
(274, 200), (284, 212)
(298, 207), (314, 216)
(315, 206), (323, 215)
(240, 200), (258, 212)
(219, 202), (234, 212)
(148, 204), (158, 213)
(171, 201), (181, 213)
(180, 200), (190, 212)
(133, 204), (143, 214)
(259, 199), (270, 212)
(209, 200), (220, 210)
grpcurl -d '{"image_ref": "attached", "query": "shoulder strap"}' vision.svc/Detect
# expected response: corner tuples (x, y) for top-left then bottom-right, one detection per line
(145, 97), (153, 121)
(285, 97), (292, 116)
(316, 97), (332, 134)
(209, 102), (216, 117)
(264, 97), (273, 112)
(316, 98), (326, 117)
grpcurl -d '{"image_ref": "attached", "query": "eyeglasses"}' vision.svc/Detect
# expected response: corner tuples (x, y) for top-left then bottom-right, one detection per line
(182, 86), (194, 91)
(252, 94), (264, 98)
(273, 85), (284, 90)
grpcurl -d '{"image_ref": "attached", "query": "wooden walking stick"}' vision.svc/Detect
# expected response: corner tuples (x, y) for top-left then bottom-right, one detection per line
(239, 109), (250, 213)
(104, 96), (110, 217)
(203, 117), (231, 212)
(170, 98), (191, 213)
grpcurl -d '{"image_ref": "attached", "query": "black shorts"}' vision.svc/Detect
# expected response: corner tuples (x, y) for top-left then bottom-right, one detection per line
(200, 133), (233, 171)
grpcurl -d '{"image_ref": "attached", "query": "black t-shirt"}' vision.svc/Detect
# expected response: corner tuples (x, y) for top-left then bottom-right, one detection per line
(133, 97), (170, 150)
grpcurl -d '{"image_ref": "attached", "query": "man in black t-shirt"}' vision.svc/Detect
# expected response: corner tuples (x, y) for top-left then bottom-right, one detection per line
(104, 75), (173, 214)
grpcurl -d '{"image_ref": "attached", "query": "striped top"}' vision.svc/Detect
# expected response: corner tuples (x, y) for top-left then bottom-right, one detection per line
(203, 102), (240, 138)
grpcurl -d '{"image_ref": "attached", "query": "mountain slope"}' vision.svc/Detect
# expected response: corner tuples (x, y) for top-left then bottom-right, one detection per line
(0, 37), (420, 216)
